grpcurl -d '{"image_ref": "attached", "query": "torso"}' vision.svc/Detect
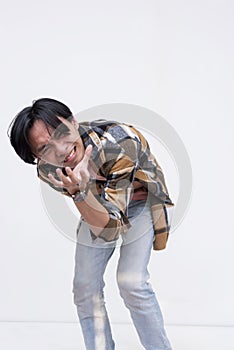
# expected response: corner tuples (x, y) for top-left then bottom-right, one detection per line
(88, 163), (148, 201)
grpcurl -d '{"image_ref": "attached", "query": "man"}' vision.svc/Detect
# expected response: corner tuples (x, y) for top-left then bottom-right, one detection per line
(8, 97), (175, 350)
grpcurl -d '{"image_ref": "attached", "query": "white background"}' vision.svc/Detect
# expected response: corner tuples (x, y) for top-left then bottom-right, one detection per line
(0, 0), (233, 330)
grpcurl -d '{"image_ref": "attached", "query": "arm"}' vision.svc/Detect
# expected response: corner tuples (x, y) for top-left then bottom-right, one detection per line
(39, 145), (136, 241)
(53, 154), (136, 241)
(71, 185), (110, 236)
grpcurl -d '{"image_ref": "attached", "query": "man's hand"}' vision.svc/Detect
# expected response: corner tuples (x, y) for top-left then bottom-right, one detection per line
(48, 144), (93, 195)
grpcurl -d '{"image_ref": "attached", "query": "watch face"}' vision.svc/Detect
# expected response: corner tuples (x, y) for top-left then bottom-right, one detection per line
(73, 190), (87, 202)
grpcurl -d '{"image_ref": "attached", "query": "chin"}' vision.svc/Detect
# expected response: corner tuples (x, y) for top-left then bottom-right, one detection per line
(62, 156), (79, 169)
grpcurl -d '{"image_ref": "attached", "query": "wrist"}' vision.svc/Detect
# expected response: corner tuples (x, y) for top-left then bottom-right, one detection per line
(71, 188), (89, 202)
(69, 187), (80, 196)
(71, 180), (91, 202)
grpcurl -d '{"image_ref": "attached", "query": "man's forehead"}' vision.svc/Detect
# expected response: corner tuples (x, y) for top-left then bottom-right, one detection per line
(29, 117), (78, 151)
(32, 119), (54, 133)
(29, 120), (54, 150)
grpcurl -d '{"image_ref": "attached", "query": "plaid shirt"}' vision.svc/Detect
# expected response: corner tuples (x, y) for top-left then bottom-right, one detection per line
(37, 119), (175, 250)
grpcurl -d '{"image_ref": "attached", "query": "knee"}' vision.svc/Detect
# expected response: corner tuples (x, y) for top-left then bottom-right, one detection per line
(72, 277), (104, 307)
(117, 271), (155, 307)
(117, 271), (144, 298)
(72, 277), (88, 306)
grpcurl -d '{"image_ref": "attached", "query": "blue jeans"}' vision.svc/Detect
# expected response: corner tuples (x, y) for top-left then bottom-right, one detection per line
(72, 199), (173, 350)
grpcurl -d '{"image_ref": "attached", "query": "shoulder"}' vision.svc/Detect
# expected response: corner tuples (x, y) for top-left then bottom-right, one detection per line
(79, 119), (148, 163)
(79, 119), (141, 143)
(101, 120), (144, 146)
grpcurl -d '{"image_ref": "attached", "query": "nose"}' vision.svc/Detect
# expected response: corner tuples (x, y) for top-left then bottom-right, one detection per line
(54, 141), (67, 160)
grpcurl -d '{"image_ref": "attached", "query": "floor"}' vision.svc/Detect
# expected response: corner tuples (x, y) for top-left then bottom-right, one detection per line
(0, 322), (233, 349)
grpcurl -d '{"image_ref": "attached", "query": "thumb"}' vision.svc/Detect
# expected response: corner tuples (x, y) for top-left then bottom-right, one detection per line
(83, 144), (93, 163)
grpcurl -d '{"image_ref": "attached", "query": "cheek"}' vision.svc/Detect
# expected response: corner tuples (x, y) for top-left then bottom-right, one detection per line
(41, 151), (57, 164)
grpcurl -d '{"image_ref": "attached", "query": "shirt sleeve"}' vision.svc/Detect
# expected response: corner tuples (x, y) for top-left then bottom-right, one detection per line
(93, 154), (137, 242)
(36, 125), (140, 242)
(37, 154), (136, 242)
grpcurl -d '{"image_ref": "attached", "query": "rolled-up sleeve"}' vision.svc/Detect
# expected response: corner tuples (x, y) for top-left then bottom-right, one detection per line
(94, 155), (137, 242)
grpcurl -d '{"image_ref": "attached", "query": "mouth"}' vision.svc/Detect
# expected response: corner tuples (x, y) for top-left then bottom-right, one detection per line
(64, 146), (77, 164)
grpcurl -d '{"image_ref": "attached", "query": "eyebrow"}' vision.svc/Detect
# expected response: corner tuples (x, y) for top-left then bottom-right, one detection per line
(37, 144), (46, 154)
(35, 123), (71, 155)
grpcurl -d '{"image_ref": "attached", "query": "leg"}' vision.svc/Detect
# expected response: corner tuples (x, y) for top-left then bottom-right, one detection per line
(116, 200), (173, 350)
(72, 220), (116, 350)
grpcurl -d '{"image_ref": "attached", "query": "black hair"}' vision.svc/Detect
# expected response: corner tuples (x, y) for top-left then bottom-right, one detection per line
(7, 98), (73, 164)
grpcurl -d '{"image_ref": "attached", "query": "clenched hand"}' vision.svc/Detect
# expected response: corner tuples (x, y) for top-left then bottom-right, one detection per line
(48, 144), (93, 195)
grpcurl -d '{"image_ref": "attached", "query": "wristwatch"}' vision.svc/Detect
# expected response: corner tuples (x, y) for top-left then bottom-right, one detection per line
(71, 180), (92, 202)
(71, 188), (89, 202)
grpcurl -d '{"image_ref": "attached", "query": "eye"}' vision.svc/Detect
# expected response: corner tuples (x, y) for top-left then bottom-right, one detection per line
(53, 124), (70, 138)
(53, 130), (62, 138)
(41, 144), (51, 155)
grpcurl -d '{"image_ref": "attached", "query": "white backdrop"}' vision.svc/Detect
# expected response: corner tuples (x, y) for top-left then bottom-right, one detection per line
(0, 0), (233, 327)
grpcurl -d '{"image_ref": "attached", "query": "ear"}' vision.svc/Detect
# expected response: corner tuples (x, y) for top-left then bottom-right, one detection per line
(71, 116), (79, 129)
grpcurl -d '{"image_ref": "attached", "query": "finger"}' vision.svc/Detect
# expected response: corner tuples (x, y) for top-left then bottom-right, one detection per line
(82, 144), (93, 165)
(56, 168), (72, 185)
(48, 173), (64, 188)
(79, 169), (90, 190)
(80, 168), (89, 183)
(65, 167), (81, 185)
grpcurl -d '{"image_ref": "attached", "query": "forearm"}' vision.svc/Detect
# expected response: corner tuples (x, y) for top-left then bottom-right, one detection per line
(73, 189), (110, 236)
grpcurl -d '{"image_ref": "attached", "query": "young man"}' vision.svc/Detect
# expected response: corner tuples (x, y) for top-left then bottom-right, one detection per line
(8, 98), (175, 350)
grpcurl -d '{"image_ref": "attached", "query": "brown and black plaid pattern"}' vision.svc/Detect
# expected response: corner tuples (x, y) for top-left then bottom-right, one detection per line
(37, 119), (175, 250)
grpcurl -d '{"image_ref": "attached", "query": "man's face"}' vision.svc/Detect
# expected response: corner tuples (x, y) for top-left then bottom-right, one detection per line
(28, 116), (85, 168)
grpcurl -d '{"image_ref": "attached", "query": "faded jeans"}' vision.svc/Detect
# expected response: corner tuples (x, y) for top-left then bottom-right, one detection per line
(72, 199), (173, 350)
